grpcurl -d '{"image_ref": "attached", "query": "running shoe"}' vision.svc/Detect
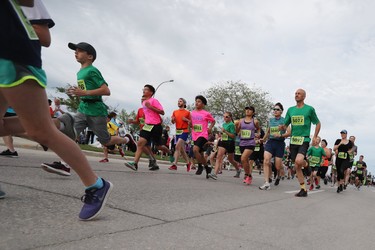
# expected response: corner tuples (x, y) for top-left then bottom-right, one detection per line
(205, 166), (212, 179)
(244, 176), (252, 185)
(0, 149), (18, 158)
(208, 173), (217, 180)
(307, 179), (311, 185)
(191, 166), (196, 170)
(149, 164), (159, 171)
(337, 186), (341, 193)
(233, 169), (241, 178)
(79, 178), (113, 221)
(259, 182), (270, 190)
(99, 158), (109, 163)
(315, 178), (319, 186)
(339, 184), (343, 192)
(274, 178), (280, 186)
(125, 134), (137, 152)
(324, 178), (328, 185)
(58, 113), (77, 141)
(168, 164), (177, 170)
(295, 189), (308, 197)
(309, 184), (314, 191)
(169, 154), (175, 163)
(343, 184), (347, 190)
(316, 185), (320, 189)
(41, 161), (71, 176)
(124, 161), (138, 171)
(195, 166), (203, 175)
(0, 185), (5, 199)
(186, 162), (192, 172)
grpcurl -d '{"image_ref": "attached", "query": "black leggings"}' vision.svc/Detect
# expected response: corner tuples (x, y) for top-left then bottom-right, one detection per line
(336, 158), (350, 181)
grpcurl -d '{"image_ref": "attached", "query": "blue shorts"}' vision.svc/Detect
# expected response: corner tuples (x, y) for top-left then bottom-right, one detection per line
(264, 139), (285, 158)
(175, 132), (189, 143)
(0, 59), (46, 88)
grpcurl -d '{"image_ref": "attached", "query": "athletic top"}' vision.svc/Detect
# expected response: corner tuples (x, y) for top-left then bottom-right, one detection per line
(268, 116), (285, 141)
(221, 121), (235, 141)
(191, 109), (215, 141)
(239, 118), (256, 147)
(307, 146), (326, 167)
(334, 139), (353, 161)
(284, 104), (319, 144)
(142, 97), (163, 125)
(77, 65), (107, 117)
(172, 109), (190, 133)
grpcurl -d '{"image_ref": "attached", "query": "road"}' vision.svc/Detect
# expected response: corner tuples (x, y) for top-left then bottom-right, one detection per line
(1, 146), (374, 250)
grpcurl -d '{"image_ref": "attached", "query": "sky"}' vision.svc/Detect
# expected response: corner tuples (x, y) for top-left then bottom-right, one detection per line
(42, 0), (375, 174)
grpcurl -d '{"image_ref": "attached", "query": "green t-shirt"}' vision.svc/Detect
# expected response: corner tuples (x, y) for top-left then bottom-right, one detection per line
(307, 146), (326, 166)
(77, 65), (108, 116)
(221, 122), (235, 141)
(284, 104), (319, 144)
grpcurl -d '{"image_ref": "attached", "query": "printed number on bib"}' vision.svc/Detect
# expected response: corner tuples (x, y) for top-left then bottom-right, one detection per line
(193, 124), (202, 132)
(291, 116), (304, 126)
(241, 130), (251, 139)
(310, 156), (320, 165)
(77, 80), (86, 90)
(254, 146), (260, 152)
(221, 133), (229, 141)
(291, 136), (304, 145)
(338, 152), (347, 159)
(270, 126), (279, 135)
(143, 124), (154, 132)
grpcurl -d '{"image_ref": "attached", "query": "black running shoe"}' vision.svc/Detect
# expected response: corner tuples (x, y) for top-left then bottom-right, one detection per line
(295, 189), (308, 197)
(0, 149), (18, 158)
(274, 178), (280, 186)
(195, 166), (203, 175)
(205, 166), (212, 179)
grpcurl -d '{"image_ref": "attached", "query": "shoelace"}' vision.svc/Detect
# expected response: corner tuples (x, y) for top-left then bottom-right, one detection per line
(81, 189), (99, 204)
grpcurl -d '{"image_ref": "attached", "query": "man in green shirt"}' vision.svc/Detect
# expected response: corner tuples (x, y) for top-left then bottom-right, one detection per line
(282, 89), (321, 197)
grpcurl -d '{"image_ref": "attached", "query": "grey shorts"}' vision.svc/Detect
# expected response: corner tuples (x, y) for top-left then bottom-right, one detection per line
(74, 112), (111, 145)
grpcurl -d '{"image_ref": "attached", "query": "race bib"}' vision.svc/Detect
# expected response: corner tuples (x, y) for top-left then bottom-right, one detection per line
(241, 130), (251, 139)
(193, 124), (202, 132)
(176, 129), (183, 135)
(139, 118), (145, 125)
(221, 133), (229, 141)
(270, 126), (279, 135)
(338, 152), (347, 159)
(310, 156), (320, 165)
(254, 146), (260, 152)
(77, 80), (86, 90)
(291, 136), (304, 145)
(357, 170), (363, 174)
(235, 146), (241, 155)
(143, 124), (154, 132)
(291, 116), (304, 126)
(10, 0), (38, 40)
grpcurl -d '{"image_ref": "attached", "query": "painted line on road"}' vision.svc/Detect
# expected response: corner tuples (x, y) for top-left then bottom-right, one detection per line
(285, 189), (325, 194)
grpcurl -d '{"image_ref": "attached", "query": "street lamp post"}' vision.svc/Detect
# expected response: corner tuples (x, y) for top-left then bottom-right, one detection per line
(154, 79), (174, 96)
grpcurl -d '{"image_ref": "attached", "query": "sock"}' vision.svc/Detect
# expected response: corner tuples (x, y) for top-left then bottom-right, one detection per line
(59, 122), (65, 130)
(86, 177), (104, 190)
(300, 182), (306, 191)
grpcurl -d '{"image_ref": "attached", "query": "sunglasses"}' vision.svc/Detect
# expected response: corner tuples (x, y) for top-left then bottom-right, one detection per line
(224, 116), (230, 118)
(273, 108), (281, 111)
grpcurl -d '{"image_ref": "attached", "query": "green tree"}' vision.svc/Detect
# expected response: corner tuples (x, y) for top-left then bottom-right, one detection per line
(203, 81), (273, 125)
(54, 84), (80, 112)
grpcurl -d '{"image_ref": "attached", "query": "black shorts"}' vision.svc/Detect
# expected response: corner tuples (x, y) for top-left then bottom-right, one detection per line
(250, 145), (264, 161)
(302, 166), (312, 177)
(290, 142), (309, 162)
(356, 173), (364, 181)
(218, 140), (235, 154)
(140, 124), (163, 146)
(194, 137), (208, 153)
(317, 166), (328, 178)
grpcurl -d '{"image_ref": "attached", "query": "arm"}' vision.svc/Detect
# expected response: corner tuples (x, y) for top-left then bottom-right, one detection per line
(312, 122), (321, 142)
(19, 0), (34, 7)
(72, 83), (110, 97)
(32, 23), (51, 47)
(208, 120), (216, 134)
(144, 101), (164, 115)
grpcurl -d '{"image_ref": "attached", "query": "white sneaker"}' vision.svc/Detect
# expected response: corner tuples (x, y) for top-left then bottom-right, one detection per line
(259, 182), (271, 190)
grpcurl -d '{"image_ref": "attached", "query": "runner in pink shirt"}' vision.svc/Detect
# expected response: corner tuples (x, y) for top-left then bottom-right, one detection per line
(125, 84), (174, 171)
(190, 95), (216, 178)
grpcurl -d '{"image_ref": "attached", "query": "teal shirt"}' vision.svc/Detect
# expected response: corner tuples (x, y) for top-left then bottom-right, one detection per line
(77, 65), (108, 116)
(221, 121), (235, 141)
(284, 104), (319, 143)
(268, 116), (285, 141)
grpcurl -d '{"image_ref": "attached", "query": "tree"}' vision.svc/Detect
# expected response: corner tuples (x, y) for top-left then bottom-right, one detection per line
(54, 84), (80, 112)
(203, 81), (273, 126)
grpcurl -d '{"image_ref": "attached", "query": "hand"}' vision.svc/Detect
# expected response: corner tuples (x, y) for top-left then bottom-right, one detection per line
(144, 101), (152, 108)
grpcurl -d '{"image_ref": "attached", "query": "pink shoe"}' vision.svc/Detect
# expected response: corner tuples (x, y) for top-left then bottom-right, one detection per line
(99, 158), (109, 163)
(168, 164), (177, 170)
(186, 162), (191, 172)
(244, 176), (251, 185)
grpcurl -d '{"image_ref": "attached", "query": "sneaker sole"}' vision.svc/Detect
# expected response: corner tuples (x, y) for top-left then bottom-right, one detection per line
(41, 164), (71, 176)
(80, 181), (113, 221)
(124, 162), (137, 171)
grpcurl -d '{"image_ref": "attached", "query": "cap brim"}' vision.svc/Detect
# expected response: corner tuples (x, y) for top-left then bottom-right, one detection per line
(68, 43), (77, 50)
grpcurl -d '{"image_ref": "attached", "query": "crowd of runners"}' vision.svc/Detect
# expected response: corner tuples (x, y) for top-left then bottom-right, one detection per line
(0, 0), (371, 221)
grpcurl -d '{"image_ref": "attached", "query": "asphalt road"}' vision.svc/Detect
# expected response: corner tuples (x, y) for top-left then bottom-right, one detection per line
(1, 144), (374, 250)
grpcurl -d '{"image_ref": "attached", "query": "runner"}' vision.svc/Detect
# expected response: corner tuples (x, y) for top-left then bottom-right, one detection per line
(208, 112), (241, 180)
(169, 98), (192, 171)
(354, 155), (367, 190)
(190, 95), (215, 178)
(236, 106), (260, 185)
(124, 84), (173, 171)
(306, 136), (326, 191)
(345, 135), (357, 189)
(281, 89), (321, 197)
(259, 103), (290, 190)
(333, 129), (353, 193)
(317, 139), (332, 187)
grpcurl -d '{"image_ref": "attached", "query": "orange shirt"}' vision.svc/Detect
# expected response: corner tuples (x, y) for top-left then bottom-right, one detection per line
(172, 109), (190, 133)
(136, 108), (145, 130)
